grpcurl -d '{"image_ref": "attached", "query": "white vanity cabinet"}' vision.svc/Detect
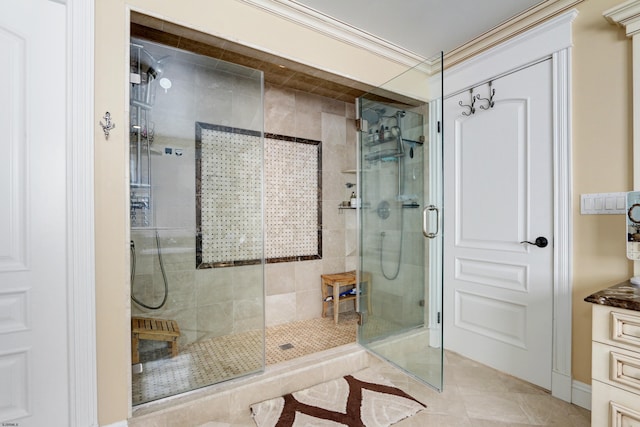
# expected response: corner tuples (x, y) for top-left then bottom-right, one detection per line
(591, 304), (640, 426)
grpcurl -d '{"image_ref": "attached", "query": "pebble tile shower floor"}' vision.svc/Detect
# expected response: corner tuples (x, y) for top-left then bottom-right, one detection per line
(132, 313), (359, 404)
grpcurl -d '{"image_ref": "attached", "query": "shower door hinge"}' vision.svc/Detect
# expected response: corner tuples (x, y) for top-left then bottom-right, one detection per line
(355, 118), (365, 132)
(437, 121), (441, 133)
(437, 312), (441, 324)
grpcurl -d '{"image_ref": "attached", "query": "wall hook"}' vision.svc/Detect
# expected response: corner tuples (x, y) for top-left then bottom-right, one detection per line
(100, 112), (116, 140)
(459, 88), (477, 116)
(478, 81), (496, 110)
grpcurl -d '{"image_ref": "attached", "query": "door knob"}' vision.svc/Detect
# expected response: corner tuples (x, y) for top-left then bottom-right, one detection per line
(520, 237), (548, 248)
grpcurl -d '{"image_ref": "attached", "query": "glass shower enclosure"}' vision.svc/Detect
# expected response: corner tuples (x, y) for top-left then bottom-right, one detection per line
(129, 39), (265, 405)
(357, 53), (443, 390)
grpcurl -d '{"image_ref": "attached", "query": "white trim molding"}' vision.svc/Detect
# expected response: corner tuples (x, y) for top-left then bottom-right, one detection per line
(572, 380), (592, 411)
(240, 0), (583, 72)
(445, 0), (583, 67)
(443, 9), (576, 403)
(238, 0), (426, 68)
(604, 0), (640, 36)
(67, 0), (97, 425)
(551, 46), (574, 403)
(443, 10), (578, 98)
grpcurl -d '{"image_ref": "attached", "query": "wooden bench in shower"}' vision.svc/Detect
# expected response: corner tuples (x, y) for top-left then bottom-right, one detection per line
(321, 270), (372, 324)
(131, 317), (181, 364)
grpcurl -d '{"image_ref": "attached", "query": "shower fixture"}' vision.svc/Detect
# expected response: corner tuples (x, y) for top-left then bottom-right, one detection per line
(363, 108), (408, 281)
(159, 77), (172, 93)
(130, 233), (169, 310)
(129, 42), (173, 227)
(140, 48), (170, 80)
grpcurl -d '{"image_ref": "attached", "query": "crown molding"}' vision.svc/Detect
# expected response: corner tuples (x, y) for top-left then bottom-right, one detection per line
(604, 0), (640, 36)
(240, 0), (584, 74)
(238, 0), (428, 68)
(444, 0), (583, 68)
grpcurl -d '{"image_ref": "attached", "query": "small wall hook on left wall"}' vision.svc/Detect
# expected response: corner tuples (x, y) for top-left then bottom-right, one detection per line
(100, 111), (115, 140)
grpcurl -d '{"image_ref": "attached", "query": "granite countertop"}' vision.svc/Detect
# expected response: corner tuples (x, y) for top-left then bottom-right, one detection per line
(584, 280), (640, 311)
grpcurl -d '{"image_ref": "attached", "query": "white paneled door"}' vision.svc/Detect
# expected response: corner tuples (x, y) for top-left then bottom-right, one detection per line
(0, 1), (70, 426)
(443, 59), (553, 389)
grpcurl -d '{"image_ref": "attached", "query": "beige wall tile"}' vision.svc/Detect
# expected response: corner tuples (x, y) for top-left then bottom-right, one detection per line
(296, 288), (323, 320)
(266, 292), (296, 326)
(265, 262), (296, 296)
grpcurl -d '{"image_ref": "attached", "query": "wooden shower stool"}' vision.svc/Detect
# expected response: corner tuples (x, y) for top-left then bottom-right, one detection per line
(131, 317), (181, 364)
(321, 270), (371, 324)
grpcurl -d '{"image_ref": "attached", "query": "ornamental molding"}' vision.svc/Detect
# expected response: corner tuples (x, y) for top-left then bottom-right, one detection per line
(604, 0), (640, 36)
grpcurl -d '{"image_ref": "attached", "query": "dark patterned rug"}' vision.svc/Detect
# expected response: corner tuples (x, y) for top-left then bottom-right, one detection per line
(250, 371), (426, 426)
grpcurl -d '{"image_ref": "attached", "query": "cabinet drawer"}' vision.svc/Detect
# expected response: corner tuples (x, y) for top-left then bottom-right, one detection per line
(593, 305), (640, 352)
(592, 380), (640, 427)
(593, 341), (640, 394)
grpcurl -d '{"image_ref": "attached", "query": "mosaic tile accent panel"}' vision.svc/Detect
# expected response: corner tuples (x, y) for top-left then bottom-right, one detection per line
(196, 123), (321, 268)
(264, 133), (321, 261)
(196, 123), (263, 268)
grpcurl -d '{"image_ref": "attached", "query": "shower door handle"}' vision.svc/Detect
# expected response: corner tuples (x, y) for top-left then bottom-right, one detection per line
(423, 205), (439, 239)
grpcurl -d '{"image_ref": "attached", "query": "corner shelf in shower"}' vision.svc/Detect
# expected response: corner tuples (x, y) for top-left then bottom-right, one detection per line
(341, 169), (370, 174)
(130, 183), (151, 188)
(338, 204), (370, 211)
(364, 134), (400, 147)
(364, 136), (425, 148)
(364, 148), (401, 162)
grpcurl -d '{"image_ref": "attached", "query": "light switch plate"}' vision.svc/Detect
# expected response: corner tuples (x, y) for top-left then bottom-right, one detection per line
(580, 192), (627, 215)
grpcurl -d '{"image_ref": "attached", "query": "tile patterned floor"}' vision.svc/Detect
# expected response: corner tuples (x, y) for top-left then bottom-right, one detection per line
(133, 313), (359, 404)
(202, 351), (591, 426)
(134, 314), (591, 426)
(266, 312), (358, 364)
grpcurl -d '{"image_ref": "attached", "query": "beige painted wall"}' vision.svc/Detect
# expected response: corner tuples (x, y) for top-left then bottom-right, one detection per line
(95, 0), (636, 424)
(571, 0), (633, 384)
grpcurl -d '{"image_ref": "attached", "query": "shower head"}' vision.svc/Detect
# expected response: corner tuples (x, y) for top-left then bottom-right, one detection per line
(391, 125), (405, 155)
(361, 107), (386, 126)
(141, 49), (170, 80)
(146, 57), (170, 81)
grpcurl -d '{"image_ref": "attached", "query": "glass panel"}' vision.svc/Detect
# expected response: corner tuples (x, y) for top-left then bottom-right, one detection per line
(357, 52), (443, 391)
(129, 39), (264, 405)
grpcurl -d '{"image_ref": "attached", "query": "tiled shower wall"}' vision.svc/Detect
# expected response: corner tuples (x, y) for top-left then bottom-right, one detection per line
(263, 83), (357, 326)
(130, 44), (357, 345)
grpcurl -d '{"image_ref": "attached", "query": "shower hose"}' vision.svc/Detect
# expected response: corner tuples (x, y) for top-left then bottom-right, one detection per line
(130, 230), (169, 309)
(380, 209), (404, 280)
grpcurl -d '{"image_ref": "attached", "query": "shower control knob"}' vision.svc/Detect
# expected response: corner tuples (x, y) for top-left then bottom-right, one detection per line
(519, 237), (548, 248)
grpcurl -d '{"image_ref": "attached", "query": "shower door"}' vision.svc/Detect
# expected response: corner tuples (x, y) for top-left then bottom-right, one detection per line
(129, 39), (265, 405)
(357, 53), (443, 390)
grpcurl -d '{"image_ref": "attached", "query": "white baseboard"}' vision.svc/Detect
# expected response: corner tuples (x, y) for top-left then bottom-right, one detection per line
(101, 421), (127, 427)
(571, 380), (592, 411)
(551, 370), (572, 402)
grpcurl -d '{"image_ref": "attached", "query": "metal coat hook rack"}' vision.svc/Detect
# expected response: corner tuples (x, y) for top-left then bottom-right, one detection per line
(478, 81), (496, 110)
(459, 88), (478, 116)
